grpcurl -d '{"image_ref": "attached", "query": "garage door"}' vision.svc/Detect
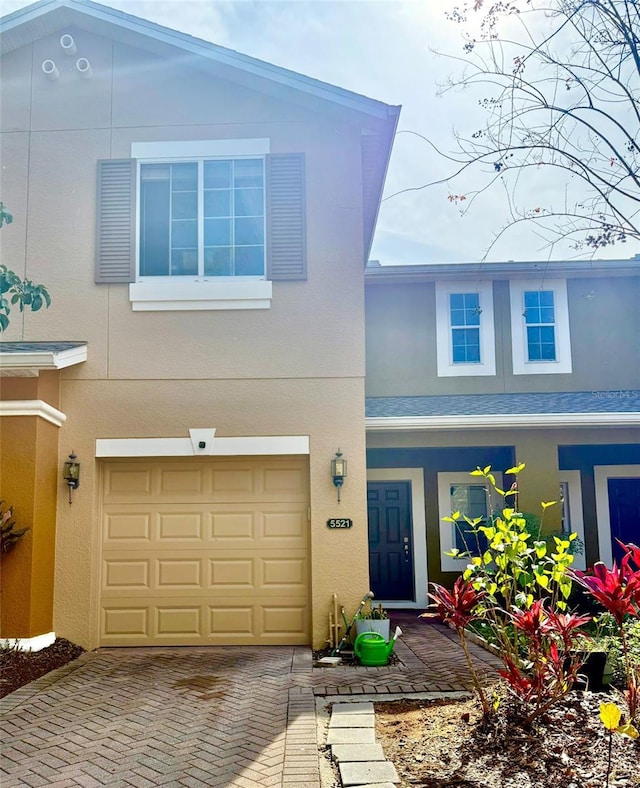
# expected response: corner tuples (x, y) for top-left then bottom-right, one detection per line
(100, 457), (310, 646)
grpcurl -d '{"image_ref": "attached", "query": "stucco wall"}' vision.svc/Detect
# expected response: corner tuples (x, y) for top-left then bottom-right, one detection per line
(1, 26), (378, 648)
(365, 276), (640, 396)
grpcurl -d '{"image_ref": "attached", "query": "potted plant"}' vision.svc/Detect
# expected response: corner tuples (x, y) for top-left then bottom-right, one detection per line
(355, 600), (390, 640)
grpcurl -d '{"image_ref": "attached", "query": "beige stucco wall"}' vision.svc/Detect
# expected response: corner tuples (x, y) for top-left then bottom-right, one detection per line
(1, 26), (382, 647)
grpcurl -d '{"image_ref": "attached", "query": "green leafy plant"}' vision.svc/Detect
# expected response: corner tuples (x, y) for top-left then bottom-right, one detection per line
(358, 600), (388, 620)
(0, 502), (29, 555)
(0, 203), (51, 332)
(431, 463), (591, 723)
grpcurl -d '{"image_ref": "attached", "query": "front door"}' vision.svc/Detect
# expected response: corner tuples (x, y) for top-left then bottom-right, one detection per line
(367, 481), (414, 601)
(608, 477), (640, 562)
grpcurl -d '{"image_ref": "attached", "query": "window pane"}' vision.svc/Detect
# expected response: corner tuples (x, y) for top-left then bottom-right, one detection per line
(204, 218), (231, 246)
(140, 178), (170, 276)
(141, 163), (170, 181)
(172, 220), (197, 248)
(524, 291), (539, 309)
(172, 192), (197, 220)
(451, 484), (489, 555)
(540, 307), (555, 324)
(171, 163), (197, 191)
(235, 188), (263, 217)
(234, 159), (263, 188)
(171, 249), (197, 276)
(204, 189), (231, 217)
(452, 328), (480, 363)
(204, 247), (232, 276)
(235, 246), (264, 276)
(204, 161), (231, 189)
(450, 293), (464, 310)
(539, 290), (554, 306)
(235, 217), (264, 245)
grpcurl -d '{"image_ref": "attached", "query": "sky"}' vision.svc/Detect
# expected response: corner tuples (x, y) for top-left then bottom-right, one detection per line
(2, 0), (638, 265)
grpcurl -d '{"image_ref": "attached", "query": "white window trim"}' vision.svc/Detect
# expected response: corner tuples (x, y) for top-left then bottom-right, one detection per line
(366, 468), (428, 609)
(435, 281), (496, 376)
(438, 472), (503, 572)
(130, 139), (272, 312)
(559, 470), (586, 571)
(510, 279), (572, 374)
(594, 464), (640, 567)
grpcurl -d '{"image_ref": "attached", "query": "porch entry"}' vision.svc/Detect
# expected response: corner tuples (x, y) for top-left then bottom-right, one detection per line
(608, 477), (640, 562)
(367, 481), (414, 601)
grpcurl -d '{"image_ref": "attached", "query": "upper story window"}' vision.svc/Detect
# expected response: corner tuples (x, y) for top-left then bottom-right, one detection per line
(139, 158), (265, 279)
(450, 292), (481, 363)
(523, 290), (556, 361)
(435, 281), (496, 376)
(95, 139), (306, 312)
(509, 280), (572, 374)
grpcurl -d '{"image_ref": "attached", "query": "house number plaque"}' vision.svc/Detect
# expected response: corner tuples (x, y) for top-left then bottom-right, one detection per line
(327, 518), (353, 529)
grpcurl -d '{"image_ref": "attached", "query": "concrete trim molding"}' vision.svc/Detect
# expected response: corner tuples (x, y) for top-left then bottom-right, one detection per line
(435, 280), (496, 377)
(594, 464), (640, 567)
(560, 470), (586, 571)
(366, 413), (640, 431)
(95, 433), (310, 457)
(366, 467), (428, 609)
(0, 631), (56, 652)
(0, 400), (66, 427)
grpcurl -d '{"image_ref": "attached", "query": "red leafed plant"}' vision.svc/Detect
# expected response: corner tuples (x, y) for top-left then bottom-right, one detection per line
(570, 543), (640, 722)
(425, 578), (490, 715)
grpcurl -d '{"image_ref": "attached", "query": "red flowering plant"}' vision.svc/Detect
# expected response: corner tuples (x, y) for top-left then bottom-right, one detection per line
(569, 543), (640, 721)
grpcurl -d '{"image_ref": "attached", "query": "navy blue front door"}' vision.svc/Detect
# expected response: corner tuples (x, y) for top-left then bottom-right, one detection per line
(608, 477), (640, 562)
(367, 481), (414, 601)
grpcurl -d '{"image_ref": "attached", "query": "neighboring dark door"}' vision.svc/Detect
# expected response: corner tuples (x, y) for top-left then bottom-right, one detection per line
(608, 477), (640, 562)
(367, 481), (414, 601)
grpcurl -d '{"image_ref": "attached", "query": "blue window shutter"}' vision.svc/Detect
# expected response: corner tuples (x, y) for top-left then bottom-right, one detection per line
(96, 159), (137, 283)
(266, 153), (306, 281)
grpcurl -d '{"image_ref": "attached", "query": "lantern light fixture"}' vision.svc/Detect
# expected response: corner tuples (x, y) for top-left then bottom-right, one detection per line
(331, 449), (347, 503)
(63, 451), (81, 504)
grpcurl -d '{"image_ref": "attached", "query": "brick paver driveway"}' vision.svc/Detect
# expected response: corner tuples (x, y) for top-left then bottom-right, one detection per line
(1, 616), (500, 787)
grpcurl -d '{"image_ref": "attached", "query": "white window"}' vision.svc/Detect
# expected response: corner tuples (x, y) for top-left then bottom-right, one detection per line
(130, 139), (272, 311)
(435, 281), (496, 376)
(509, 279), (572, 374)
(437, 472), (503, 572)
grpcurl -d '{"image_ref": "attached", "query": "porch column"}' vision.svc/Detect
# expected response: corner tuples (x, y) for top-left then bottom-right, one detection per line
(512, 430), (562, 534)
(0, 373), (61, 639)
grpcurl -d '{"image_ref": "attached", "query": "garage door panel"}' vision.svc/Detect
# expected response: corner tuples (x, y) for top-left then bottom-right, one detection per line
(100, 458), (309, 646)
(103, 550), (308, 596)
(100, 598), (309, 645)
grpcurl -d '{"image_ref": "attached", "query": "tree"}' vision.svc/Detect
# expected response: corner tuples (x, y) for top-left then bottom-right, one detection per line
(0, 203), (51, 332)
(413, 1), (639, 259)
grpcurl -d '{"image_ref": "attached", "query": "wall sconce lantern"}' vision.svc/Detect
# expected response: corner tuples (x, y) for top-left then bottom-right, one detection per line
(63, 451), (80, 504)
(331, 449), (347, 503)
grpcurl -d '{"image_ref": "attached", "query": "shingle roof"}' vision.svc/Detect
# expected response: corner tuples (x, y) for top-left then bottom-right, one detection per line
(366, 391), (640, 418)
(0, 342), (86, 353)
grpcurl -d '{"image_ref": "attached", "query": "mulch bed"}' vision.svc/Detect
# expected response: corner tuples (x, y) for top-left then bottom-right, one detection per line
(0, 638), (84, 699)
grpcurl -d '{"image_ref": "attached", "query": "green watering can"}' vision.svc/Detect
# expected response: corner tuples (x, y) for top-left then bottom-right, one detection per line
(354, 626), (402, 666)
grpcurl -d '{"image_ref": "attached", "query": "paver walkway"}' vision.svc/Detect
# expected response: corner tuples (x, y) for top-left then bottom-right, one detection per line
(0, 616), (501, 787)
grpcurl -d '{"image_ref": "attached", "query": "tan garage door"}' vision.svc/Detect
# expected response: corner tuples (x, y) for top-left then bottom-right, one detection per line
(100, 457), (310, 646)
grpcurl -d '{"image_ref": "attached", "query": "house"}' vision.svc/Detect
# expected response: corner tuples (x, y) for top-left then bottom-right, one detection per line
(364, 260), (640, 610)
(0, 0), (399, 650)
(1, 0), (638, 655)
